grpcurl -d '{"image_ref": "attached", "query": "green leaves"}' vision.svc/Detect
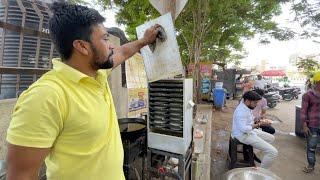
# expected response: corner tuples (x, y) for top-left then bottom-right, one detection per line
(111, 0), (160, 40)
(296, 56), (320, 75)
(101, 0), (290, 67)
(291, 0), (320, 38)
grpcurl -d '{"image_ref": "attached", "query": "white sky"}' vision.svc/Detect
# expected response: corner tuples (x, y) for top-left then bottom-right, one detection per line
(87, 0), (124, 29)
(242, 4), (320, 67)
(88, 1), (320, 68)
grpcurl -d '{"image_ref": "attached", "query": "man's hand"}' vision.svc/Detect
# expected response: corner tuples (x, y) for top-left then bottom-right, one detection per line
(141, 24), (161, 46)
(259, 119), (272, 126)
(111, 24), (161, 68)
(303, 125), (311, 137)
(254, 117), (260, 123)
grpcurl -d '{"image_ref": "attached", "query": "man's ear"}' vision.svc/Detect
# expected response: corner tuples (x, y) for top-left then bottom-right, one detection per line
(73, 40), (90, 56)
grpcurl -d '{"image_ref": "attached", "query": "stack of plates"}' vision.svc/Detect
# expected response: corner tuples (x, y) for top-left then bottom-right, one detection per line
(149, 80), (185, 132)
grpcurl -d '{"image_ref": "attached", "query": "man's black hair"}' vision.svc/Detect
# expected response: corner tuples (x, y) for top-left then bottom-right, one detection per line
(243, 91), (262, 101)
(49, 2), (105, 60)
(254, 88), (265, 96)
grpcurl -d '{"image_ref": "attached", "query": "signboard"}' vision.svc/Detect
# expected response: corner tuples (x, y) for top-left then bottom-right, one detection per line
(149, 0), (188, 20)
(125, 54), (148, 118)
(128, 88), (148, 117)
(136, 13), (183, 82)
(125, 54), (148, 88)
(187, 63), (213, 77)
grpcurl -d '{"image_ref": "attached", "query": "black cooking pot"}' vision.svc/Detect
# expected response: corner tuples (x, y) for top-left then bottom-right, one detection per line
(118, 118), (146, 142)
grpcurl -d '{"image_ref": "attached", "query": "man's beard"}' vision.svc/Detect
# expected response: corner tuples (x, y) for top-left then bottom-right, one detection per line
(91, 45), (114, 70)
(247, 104), (255, 110)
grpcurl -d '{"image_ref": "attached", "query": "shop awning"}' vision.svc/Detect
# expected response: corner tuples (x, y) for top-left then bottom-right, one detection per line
(261, 70), (286, 77)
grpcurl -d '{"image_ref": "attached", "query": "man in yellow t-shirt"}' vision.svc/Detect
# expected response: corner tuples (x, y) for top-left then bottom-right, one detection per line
(6, 2), (160, 180)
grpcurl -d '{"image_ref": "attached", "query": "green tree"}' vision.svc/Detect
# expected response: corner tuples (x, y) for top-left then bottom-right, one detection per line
(67, 0), (88, 5)
(296, 56), (320, 75)
(101, 0), (293, 102)
(289, 0), (320, 39)
(110, 0), (160, 40)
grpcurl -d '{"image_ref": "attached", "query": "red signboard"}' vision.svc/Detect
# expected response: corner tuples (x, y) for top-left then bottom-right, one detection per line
(187, 63), (212, 77)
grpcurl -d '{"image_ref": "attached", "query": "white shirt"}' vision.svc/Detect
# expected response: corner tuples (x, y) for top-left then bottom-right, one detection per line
(254, 79), (265, 89)
(232, 102), (255, 138)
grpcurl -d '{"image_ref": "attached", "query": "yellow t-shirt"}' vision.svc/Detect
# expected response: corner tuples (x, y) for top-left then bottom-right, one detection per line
(6, 59), (125, 180)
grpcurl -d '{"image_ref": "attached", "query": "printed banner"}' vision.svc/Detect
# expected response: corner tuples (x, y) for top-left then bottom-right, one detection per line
(128, 88), (148, 117)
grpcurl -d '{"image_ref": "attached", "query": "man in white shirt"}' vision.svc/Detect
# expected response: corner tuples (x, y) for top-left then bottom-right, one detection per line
(255, 75), (266, 89)
(232, 91), (278, 169)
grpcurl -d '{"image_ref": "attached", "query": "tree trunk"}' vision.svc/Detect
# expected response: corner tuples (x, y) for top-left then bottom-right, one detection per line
(194, 61), (201, 103)
(190, 0), (210, 103)
(193, 45), (202, 103)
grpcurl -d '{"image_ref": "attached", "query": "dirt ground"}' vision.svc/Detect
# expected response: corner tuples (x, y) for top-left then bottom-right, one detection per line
(0, 99), (16, 160)
(211, 99), (320, 180)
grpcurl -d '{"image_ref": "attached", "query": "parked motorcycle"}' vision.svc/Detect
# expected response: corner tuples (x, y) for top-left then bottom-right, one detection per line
(278, 88), (295, 101)
(266, 86), (298, 101)
(254, 88), (280, 108)
(265, 86), (278, 94)
(264, 91), (280, 108)
(292, 87), (301, 99)
(284, 84), (302, 99)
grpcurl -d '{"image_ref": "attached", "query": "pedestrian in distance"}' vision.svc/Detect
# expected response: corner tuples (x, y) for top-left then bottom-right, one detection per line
(254, 75), (266, 90)
(301, 71), (320, 173)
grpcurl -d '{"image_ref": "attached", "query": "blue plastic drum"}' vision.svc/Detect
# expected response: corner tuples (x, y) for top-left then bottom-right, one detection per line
(213, 88), (225, 108)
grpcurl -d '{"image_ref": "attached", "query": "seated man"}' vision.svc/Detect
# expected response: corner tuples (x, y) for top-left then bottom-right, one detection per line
(232, 91), (278, 169)
(253, 89), (275, 134)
